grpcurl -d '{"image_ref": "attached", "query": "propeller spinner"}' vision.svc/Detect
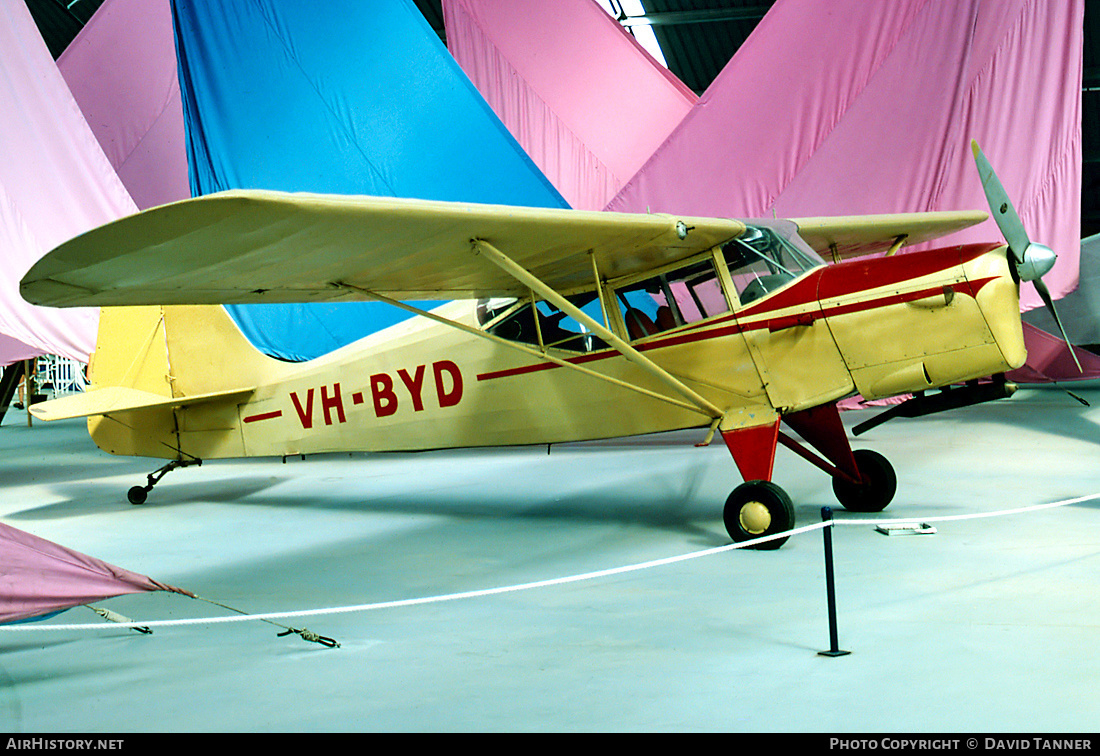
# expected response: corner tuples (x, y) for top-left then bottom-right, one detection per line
(971, 139), (1082, 372)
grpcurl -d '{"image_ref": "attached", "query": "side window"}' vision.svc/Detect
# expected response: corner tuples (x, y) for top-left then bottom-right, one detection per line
(478, 294), (608, 353)
(614, 258), (729, 340)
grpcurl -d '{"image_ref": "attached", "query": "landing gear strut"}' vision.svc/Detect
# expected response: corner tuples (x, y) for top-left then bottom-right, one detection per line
(718, 404), (899, 548)
(127, 457), (202, 505)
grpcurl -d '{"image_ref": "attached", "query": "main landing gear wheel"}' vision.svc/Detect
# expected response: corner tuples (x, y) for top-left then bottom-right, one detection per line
(832, 449), (896, 513)
(127, 486), (149, 505)
(724, 480), (795, 550)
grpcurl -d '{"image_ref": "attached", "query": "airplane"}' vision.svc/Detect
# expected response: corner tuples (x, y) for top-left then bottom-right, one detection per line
(17, 142), (1073, 549)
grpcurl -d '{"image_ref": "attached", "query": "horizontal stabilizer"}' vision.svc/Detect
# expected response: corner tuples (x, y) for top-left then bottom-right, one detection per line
(793, 211), (989, 260)
(30, 385), (254, 422)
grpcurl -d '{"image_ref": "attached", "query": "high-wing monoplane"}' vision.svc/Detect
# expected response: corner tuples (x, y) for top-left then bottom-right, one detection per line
(19, 143), (1070, 548)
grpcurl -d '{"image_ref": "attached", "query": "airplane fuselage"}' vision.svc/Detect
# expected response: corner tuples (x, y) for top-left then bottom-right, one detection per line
(89, 240), (1024, 463)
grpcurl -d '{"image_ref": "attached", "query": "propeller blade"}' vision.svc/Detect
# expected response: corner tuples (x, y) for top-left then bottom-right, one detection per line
(1034, 277), (1083, 373)
(971, 140), (1030, 263)
(972, 140), (1081, 373)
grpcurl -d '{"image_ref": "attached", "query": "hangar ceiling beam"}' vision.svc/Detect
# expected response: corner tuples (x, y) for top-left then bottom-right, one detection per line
(616, 7), (772, 27)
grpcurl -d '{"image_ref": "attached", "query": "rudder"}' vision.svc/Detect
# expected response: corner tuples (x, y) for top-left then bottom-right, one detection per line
(87, 305), (284, 459)
(90, 305), (282, 396)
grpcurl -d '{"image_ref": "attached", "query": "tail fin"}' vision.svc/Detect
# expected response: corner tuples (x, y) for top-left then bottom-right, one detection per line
(87, 305), (173, 400)
(90, 305), (280, 397)
(75, 305), (285, 459)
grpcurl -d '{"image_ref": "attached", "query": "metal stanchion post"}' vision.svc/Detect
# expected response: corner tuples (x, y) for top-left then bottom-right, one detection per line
(818, 506), (850, 657)
(24, 359), (34, 428)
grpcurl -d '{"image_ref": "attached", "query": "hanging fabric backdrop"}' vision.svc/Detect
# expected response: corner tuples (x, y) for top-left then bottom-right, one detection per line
(171, 0), (568, 362)
(0, 2), (135, 365)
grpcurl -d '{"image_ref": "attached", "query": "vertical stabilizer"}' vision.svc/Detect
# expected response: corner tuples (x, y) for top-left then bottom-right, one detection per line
(87, 304), (285, 459)
(161, 306), (285, 396)
(91, 305), (283, 398)
(89, 306), (172, 398)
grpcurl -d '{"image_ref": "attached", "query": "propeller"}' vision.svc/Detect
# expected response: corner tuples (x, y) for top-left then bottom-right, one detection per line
(971, 140), (1082, 372)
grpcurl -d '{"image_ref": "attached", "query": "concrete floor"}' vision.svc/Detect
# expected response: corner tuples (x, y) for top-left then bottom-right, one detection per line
(0, 384), (1098, 732)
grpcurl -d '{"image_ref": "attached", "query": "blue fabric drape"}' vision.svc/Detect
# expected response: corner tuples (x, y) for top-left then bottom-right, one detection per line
(171, 0), (568, 361)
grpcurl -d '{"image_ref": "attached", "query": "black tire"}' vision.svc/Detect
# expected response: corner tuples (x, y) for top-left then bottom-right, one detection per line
(127, 486), (148, 505)
(832, 449), (896, 513)
(723, 480), (795, 550)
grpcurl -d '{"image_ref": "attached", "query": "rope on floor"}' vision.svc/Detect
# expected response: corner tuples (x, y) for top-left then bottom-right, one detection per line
(2, 491), (1096, 637)
(833, 491), (1100, 527)
(85, 606), (151, 634)
(0, 523), (825, 635)
(85, 596), (340, 647)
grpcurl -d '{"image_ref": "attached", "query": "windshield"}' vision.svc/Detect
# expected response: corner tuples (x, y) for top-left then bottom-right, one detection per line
(723, 220), (824, 305)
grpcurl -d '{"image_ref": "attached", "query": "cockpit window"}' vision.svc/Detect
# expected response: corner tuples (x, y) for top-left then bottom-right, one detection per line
(723, 221), (823, 305)
(477, 293), (608, 353)
(475, 221), (824, 350)
(613, 257), (729, 340)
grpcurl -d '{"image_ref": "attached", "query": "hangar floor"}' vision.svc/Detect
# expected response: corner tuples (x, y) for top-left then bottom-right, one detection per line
(0, 384), (1098, 733)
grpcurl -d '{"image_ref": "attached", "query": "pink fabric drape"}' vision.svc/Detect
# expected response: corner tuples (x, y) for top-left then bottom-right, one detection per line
(608, 0), (1082, 312)
(58, 0), (190, 211)
(0, 522), (191, 625)
(0, 332), (40, 365)
(443, 0), (697, 210)
(1008, 323), (1100, 382)
(0, 2), (137, 365)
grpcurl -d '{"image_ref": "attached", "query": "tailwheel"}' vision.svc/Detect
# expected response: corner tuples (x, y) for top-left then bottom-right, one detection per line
(832, 449), (896, 513)
(724, 480), (795, 550)
(125, 457), (202, 506)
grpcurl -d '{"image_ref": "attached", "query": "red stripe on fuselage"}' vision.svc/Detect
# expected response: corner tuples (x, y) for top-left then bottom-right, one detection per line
(243, 410), (283, 423)
(816, 242), (1000, 301)
(476, 243), (1004, 382)
(733, 242), (1000, 319)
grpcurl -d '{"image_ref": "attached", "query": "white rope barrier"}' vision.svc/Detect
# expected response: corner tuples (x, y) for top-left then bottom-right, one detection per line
(832, 491), (1100, 527)
(0, 523), (826, 633)
(2, 492), (1096, 635)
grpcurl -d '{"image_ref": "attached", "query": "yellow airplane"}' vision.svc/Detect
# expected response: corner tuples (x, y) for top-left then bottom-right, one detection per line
(18, 143), (1069, 549)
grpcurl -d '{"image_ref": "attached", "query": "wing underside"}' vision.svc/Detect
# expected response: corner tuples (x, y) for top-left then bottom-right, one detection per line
(20, 191), (991, 309)
(21, 191), (743, 307)
(793, 211), (989, 260)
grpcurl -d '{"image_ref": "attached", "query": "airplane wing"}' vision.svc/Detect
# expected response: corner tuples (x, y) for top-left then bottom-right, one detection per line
(792, 211), (989, 261)
(21, 191), (745, 308)
(21, 192), (992, 308)
(29, 385), (255, 421)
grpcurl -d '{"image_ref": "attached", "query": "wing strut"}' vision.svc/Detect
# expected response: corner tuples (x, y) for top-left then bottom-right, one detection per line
(472, 239), (725, 420)
(330, 283), (714, 418)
